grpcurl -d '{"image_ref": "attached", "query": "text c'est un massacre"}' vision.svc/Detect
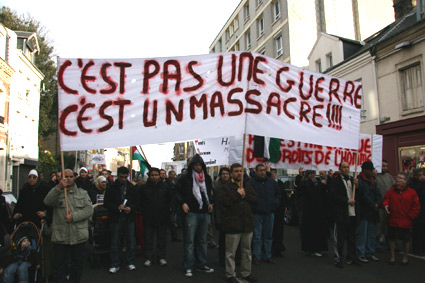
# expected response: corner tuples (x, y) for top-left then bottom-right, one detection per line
(58, 53), (362, 136)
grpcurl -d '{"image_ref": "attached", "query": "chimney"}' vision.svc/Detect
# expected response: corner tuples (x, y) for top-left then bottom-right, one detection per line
(393, 0), (415, 20)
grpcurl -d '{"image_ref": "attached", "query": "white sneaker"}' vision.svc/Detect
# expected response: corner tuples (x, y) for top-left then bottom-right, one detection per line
(144, 259), (152, 267)
(159, 259), (167, 266)
(311, 252), (323, 257)
(185, 269), (193, 277)
(127, 264), (136, 271)
(109, 267), (120, 274)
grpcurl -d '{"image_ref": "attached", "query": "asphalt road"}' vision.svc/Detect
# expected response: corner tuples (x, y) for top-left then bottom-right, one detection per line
(81, 225), (425, 283)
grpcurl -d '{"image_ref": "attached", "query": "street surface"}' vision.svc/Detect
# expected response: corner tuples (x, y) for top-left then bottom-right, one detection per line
(81, 225), (425, 283)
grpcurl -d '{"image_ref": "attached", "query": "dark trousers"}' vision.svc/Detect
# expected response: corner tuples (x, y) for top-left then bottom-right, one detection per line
(218, 230), (226, 266)
(412, 220), (425, 253)
(333, 216), (357, 261)
(272, 211), (285, 256)
(52, 242), (86, 283)
(144, 222), (167, 261)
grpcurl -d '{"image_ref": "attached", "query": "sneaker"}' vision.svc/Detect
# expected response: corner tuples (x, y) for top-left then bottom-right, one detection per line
(197, 266), (214, 273)
(242, 274), (258, 282)
(227, 277), (238, 283)
(311, 252), (323, 257)
(358, 256), (368, 263)
(109, 267), (120, 274)
(185, 269), (193, 277)
(334, 260), (344, 268)
(127, 264), (136, 271)
(367, 254), (379, 261)
(159, 259), (167, 266)
(144, 260), (152, 267)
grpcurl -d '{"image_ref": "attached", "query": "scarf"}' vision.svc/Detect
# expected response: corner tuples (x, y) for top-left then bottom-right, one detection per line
(192, 170), (209, 209)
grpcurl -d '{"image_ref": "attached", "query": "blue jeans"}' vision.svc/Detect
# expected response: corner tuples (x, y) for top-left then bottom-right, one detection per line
(3, 261), (31, 283)
(183, 212), (210, 270)
(356, 220), (377, 257)
(52, 242), (86, 283)
(253, 213), (274, 260)
(109, 215), (136, 268)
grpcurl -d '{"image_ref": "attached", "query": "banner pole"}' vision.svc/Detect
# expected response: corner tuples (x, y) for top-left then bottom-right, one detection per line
(60, 151), (70, 215)
(352, 150), (359, 201)
(129, 146), (133, 182)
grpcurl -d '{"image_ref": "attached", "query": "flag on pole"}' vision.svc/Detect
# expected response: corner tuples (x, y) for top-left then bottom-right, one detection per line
(131, 146), (151, 179)
(253, 136), (281, 163)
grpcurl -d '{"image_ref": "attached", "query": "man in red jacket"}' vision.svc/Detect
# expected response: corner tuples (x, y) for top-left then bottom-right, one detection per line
(383, 172), (420, 265)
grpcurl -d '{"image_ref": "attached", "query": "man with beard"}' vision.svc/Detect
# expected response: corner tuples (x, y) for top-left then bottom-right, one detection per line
(329, 162), (359, 268)
(176, 154), (214, 277)
(219, 163), (258, 283)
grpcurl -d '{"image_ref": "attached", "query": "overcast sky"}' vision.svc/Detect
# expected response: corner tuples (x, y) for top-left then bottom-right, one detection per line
(2, 0), (240, 167)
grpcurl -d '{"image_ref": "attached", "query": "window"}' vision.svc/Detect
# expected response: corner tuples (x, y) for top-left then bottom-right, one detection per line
(257, 17), (264, 37)
(398, 145), (425, 172)
(400, 64), (423, 111)
(245, 30), (251, 49)
(256, 0), (263, 7)
(326, 53), (333, 68)
(315, 59), (322, 73)
(234, 17), (239, 32)
(275, 35), (283, 56)
(225, 29), (230, 41)
(259, 47), (266, 55)
(244, 4), (250, 22)
(218, 39), (222, 52)
(273, 1), (281, 21)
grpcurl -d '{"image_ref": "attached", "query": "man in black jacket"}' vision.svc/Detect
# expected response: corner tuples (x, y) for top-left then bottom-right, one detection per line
(219, 163), (258, 283)
(175, 154), (214, 277)
(329, 162), (359, 268)
(104, 166), (139, 274)
(139, 168), (172, 267)
(75, 167), (96, 203)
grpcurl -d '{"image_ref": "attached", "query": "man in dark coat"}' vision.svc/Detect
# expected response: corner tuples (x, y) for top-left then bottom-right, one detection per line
(139, 168), (172, 267)
(249, 164), (281, 264)
(270, 168), (288, 257)
(219, 163), (258, 283)
(356, 161), (382, 262)
(104, 166), (139, 273)
(175, 154), (214, 277)
(329, 162), (359, 268)
(13, 169), (50, 228)
(74, 167), (96, 203)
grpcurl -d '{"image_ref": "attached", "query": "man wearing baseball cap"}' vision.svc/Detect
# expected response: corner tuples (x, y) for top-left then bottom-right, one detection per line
(356, 161), (382, 263)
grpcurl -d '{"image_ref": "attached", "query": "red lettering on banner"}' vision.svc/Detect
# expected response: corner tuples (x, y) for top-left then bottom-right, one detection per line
(299, 101), (311, 123)
(328, 78), (342, 104)
(312, 105), (324, 128)
(80, 61), (96, 94)
(276, 67), (295, 92)
(190, 94), (208, 120)
(359, 138), (371, 154)
(238, 52), (254, 82)
(142, 60), (160, 94)
(162, 60), (181, 94)
(114, 62), (132, 94)
(245, 90), (262, 114)
(283, 97), (296, 119)
(227, 88), (243, 116)
(114, 99), (132, 129)
(343, 81), (354, 105)
(143, 99), (157, 127)
(100, 63), (117, 94)
(253, 56), (267, 86)
(58, 60), (78, 94)
(77, 97), (95, 133)
(59, 104), (78, 136)
(314, 77), (325, 102)
(98, 101), (114, 132)
(298, 72), (314, 100)
(217, 54), (237, 87)
(165, 99), (184, 125)
(210, 91), (225, 117)
(266, 92), (281, 115)
(183, 61), (204, 92)
(354, 85), (362, 109)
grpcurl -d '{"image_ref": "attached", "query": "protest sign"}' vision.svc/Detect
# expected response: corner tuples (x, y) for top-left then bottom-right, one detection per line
(193, 137), (231, 167)
(58, 52), (361, 151)
(91, 154), (106, 164)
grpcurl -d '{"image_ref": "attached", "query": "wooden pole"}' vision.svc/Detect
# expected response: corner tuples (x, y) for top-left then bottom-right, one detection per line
(129, 146), (133, 182)
(352, 150), (359, 201)
(240, 133), (247, 189)
(60, 151), (70, 214)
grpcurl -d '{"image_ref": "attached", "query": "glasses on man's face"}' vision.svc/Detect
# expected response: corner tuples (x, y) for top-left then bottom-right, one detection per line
(28, 175), (38, 179)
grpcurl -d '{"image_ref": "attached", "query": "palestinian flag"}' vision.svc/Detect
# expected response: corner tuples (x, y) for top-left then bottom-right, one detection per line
(253, 135), (281, 163)
(131, 146), (151, 178)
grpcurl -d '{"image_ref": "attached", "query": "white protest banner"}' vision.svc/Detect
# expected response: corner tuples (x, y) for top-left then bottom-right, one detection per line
(193, 137), (231, 167)
(91, 154), (106, 165)
(58, 52), (361, 151)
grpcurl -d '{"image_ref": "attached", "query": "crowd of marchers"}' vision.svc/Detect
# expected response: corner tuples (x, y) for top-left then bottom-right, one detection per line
(0, 155), (424, 283)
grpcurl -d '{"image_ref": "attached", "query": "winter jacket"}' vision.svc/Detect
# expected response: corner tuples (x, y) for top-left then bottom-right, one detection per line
(104, 179), (139, 223)
(175, 154), (213, 214)
(382, 185), (420, 229)
(356, 173), (381, 222)
(44, 184), (93, 245)
(249, 175), (281, 214)
(329, 174), (356, 223)
(139, 179), (172, 225)
(218, 180), (258, 234)
(13, 181), (50, 227)
(75, 176), (97, 204)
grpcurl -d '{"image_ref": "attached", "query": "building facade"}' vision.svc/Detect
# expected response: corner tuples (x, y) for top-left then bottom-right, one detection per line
(209, 0), (394, 68)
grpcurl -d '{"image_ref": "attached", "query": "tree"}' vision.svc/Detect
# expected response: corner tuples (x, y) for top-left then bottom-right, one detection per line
(0, 6), (58, 138)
